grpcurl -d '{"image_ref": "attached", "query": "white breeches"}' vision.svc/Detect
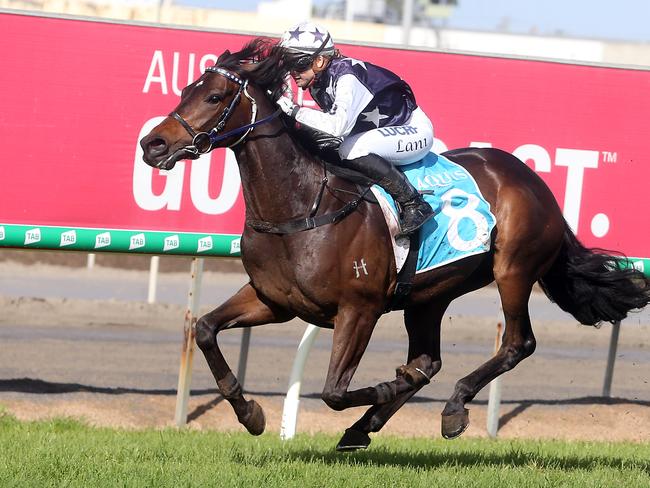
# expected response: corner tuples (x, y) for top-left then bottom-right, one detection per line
(338, 107), (434, 166)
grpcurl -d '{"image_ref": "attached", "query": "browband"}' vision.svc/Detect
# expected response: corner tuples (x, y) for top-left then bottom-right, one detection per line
(205, 66), (244, 85)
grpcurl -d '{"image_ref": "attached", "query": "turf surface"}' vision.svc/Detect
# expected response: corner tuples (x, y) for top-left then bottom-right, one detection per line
(1, 411), (648, 487)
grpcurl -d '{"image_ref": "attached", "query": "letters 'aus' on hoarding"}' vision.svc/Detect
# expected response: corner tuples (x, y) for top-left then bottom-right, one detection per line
(0, 13), (648, 262)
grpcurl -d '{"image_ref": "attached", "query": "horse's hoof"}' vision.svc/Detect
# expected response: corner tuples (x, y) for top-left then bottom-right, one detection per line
(336, 428), (371, 451)
(242, 399), (266, 436)
(441, 408), (470, 439)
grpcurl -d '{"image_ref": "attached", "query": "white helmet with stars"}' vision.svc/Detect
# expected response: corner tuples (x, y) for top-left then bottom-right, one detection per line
(279, 21), (335, 56)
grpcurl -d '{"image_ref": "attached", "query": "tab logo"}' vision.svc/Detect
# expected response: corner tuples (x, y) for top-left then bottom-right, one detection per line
(230, 238), (241, 254)
(197, 236), (213, 252)
(632, 260), (645, 273)
(164, 235), (179, 252)
(95, 232), (111, 249)
(60, 230), (77, 247)
(129, 233), (146, 250)
(25, 228), (41, 245)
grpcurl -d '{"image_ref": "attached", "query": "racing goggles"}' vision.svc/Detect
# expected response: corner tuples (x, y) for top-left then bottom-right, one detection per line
(289, 55), (315, 73)
(287, 33), (332, 74)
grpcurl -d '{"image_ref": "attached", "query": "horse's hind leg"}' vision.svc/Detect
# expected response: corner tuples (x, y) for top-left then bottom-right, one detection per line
(336, 301), (447, 451)
(195, 283), (292, 435)
(441, 276), (536, 439)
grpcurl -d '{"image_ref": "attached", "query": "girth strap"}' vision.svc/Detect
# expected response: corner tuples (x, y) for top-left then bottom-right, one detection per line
(248, 197), (362, 234)
(385, 232), (420, 311)
(247, 184), (373, 235)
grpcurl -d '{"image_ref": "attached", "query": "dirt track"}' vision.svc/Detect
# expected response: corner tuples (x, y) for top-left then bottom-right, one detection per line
(0, 254), (649, 443)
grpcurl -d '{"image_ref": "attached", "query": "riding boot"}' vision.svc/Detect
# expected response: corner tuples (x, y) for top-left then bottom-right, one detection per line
(343, 154), (435, 237)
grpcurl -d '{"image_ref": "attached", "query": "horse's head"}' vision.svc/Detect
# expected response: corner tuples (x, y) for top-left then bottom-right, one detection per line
(140, 40), (289, 171)
(140, 67), (256, 170)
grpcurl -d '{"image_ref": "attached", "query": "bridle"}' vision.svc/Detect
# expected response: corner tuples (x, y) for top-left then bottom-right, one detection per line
(159, 66), (281, 169)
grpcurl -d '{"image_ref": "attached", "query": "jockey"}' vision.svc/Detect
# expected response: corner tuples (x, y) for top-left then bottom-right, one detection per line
(275, 21), (435, 237)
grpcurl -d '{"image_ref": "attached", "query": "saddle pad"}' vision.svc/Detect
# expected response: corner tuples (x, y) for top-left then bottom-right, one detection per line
(372, 152), (496, 274)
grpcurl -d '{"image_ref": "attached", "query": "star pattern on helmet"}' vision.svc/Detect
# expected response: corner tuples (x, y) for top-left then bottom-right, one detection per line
(311, 28), (325, 42)
(361, 106), (389, 128)
(288, 27), (304, 41)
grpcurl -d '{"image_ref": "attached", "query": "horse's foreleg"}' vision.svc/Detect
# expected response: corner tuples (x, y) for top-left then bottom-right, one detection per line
(195, 283), (292, 435)
(337, 303), (446, 451)
(441, 279), (536, 439)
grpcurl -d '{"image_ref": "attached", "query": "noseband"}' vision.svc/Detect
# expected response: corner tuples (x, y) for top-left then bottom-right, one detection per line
(161, 66), (281, 168)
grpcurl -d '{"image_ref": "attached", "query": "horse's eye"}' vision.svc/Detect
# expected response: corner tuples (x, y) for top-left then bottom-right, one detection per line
(207, 94), (222, 104)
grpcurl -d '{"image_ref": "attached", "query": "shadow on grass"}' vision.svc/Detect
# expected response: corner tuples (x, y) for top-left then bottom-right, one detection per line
(286, 446), (650, 474)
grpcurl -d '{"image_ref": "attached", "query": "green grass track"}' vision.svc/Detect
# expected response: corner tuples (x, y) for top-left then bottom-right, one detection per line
(0, 412), (648, 487)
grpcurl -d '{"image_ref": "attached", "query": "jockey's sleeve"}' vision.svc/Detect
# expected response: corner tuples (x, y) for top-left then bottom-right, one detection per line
(295, 74), (374, 138)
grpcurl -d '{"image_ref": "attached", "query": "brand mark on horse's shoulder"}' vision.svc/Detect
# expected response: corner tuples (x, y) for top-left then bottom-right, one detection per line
(353, 259), (369, 278)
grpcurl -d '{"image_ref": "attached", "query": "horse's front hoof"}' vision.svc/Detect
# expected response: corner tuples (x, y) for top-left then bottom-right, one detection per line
(336, 428), (371, 451)
(441, 408), (470, 439)
(241, 399), (266, 436)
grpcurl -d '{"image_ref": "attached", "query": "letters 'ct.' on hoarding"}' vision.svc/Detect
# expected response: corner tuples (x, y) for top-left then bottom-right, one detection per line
(0, 12), (648, 273)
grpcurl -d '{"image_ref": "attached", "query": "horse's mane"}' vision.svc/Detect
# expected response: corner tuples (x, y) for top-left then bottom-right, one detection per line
(214, 38), (373, 186)
(215, 37), (290, 102)
(215, 39), (325, 157)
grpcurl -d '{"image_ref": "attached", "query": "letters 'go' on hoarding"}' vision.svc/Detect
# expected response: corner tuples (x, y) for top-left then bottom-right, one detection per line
(0, 12), (648, 273)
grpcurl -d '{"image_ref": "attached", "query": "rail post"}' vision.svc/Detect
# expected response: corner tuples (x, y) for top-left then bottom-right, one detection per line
(147, 255), (159, 304)
(237, 328), (252, 389)
(280, 323), (320, 440)
(486, 317), (504, 437)
(602, 320), (621, 397)
(174, 257), (203, 426)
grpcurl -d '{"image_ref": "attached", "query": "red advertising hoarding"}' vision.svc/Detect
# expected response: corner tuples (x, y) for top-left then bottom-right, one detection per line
(0, 12), (648, 262)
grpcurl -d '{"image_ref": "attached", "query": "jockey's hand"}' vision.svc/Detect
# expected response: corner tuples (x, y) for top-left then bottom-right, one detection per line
(282, 74), (295, 100)
(276, 96), (300, 118)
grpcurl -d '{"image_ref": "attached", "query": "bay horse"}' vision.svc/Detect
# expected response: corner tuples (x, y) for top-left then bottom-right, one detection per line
(140, 41), (649, 450)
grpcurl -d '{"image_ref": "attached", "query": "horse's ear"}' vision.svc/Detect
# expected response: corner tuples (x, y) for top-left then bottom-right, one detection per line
(218, 49), (232, 63)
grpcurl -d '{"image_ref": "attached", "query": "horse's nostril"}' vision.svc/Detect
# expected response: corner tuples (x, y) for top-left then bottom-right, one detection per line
(146, 137), (168, 157)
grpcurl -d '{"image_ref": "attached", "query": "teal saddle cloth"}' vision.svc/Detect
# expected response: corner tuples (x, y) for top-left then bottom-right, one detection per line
(373, 152), (496, 273)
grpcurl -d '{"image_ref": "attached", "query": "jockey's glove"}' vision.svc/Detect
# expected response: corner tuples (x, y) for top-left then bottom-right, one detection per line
(276, 96), (300, 118)
(282, 74), (295, 100)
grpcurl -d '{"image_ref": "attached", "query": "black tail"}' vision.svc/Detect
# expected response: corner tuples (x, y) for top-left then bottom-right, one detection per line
(538, 223), (650, 325)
